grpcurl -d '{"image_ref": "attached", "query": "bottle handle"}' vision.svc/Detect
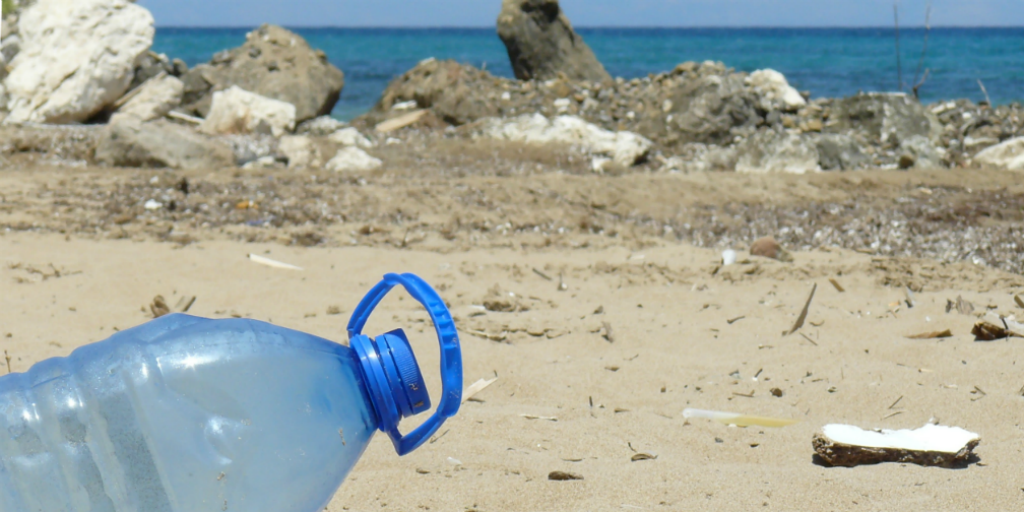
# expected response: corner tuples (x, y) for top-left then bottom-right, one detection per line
(347, 273), (462, 455)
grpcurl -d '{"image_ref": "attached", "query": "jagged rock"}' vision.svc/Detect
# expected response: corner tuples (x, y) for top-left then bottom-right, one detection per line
(973, 136), (1024, 171)
(746, 69), (806, 112)
(365, 59), (505, 127)
(478, 113), (652, 167)
(735, 129), (820, 174)
(496, 0), (609, 82)
(325, 146), (382, 172)
(296, 116), (347, 137)
(130, 51), (182, 90)
(199, 86), (296, 137)
(328, 127), (372, 148)
(96, 118), (234, 169)
(4, 0), (154, 124)
(815, 133), (869, 171)
(828, 93), (942, 147)
(0, 34), (19, 79)
(180, 24), (344, 123)
(898, 135), (945, 169)
(653, 68), (762, 147)
(111, 73), (184, 123)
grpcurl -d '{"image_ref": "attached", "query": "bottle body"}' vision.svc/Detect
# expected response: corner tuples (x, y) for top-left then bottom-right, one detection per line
(0, 314), (378, 512)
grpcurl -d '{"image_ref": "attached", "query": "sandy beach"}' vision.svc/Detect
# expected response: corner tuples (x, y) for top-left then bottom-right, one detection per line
(2, 163), (1023, 511)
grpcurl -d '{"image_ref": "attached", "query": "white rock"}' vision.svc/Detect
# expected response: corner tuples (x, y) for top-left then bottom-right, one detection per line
(479, 114), (652, 167)
(200, 86), (296, 137)
(746, 69), (807, 112)
(329, 127), (373, 148)
(391, 100), (418, 111)
(111, 73), (184, 123)
(736, 130), (820, 174)
(4, 0), (154, 124)
(554, 98), (571, 113)
(325, 146), (382, 173)
(973, 136), (1024, 171)
(279, 134), (323, 169)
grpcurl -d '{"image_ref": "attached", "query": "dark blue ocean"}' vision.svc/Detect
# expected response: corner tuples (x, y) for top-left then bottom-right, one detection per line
(152, 27), (1024, 120)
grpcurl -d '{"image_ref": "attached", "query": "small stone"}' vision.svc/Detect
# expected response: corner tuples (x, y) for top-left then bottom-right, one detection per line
(750, 236), (794, 262)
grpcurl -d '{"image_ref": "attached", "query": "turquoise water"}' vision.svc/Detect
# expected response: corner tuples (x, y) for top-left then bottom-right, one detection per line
(152, 28), (1024, 120)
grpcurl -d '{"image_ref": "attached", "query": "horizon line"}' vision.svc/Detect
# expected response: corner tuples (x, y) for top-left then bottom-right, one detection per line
(153, 24), (1024, 30)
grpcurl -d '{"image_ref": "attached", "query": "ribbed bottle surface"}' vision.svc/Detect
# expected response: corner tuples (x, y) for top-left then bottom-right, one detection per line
(0, 314), (378, 512)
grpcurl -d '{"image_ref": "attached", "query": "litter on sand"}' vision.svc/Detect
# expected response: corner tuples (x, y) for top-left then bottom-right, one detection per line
(521, 414), (558, 422)
(548, 471), (583, 481)
(1016, 294), (1024, 309)
(906, 329), (953, 339)
(813, 424), (980, 468)
(785, 283), (817, 336)
(683, 408), (798, 428)
(247, 253), (304, 271)
(972, 321), (1023, 341)
(462, 377), (497, 403)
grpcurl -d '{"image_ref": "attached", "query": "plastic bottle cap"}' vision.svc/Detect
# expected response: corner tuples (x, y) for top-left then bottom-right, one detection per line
(377, 331), (430, 417)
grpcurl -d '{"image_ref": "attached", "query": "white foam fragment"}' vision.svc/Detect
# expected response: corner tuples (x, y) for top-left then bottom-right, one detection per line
(821, 424), (979, 453)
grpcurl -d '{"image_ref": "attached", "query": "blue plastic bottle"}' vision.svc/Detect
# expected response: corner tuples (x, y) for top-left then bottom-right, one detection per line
(0, 273), (462, 512)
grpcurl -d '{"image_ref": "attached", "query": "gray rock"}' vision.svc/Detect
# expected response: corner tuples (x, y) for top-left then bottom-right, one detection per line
(735, 128), (820, 174)
(219, 133), (279, 167)
(180, 24), (344, 123)
(829, 93), (942, 147)
(130, 51), (175, 90)
(815, 133), (869, 171)
(497, 0), (610, 82)
(96, 118), (235, 169)
(657, 71), (761, 146)
(897, 135), (945, 169)
(0, 34), (19, 70)
(296, 115), (347, 137)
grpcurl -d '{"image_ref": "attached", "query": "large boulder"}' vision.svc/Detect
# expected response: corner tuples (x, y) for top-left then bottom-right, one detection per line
(365, 59), (506, 126)
(478, 113), (652, 167)
(180, 24), (344, 123)
(111, 73), (184, 123)
(97, 118), (234, 169)
(3, 0), (154, 124)
(735, 129), (820, 174)
(828, 93), (942, 147)
(973, 137), (1024, 171)
(497, 0), (610, 82)
(199, 86), (296, 137)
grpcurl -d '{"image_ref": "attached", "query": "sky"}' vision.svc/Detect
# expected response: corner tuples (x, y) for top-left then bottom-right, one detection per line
(138, 0), (1024, 28)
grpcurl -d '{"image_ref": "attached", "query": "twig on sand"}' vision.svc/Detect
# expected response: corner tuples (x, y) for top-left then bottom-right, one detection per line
(786, 283), (817, 336)
(3, 351), (10, 374)
(532, 268), (553, 281)
(799, 332), (818, 346)
(829, 278), (845, 293)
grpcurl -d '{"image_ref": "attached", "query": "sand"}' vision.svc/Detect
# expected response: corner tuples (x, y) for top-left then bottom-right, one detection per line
(0, 229), (1021, 511)
(2, 160), (1024, 510)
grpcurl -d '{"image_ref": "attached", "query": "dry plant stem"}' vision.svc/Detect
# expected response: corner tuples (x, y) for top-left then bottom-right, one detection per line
(787, 283), (817, 336)
(894, 2), (904, 92)
(978, 79), (992, 106)
(912, 2), (932, 98)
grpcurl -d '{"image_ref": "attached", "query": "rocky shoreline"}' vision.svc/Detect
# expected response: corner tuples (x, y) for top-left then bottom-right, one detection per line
(2, 0), (1023, 174)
